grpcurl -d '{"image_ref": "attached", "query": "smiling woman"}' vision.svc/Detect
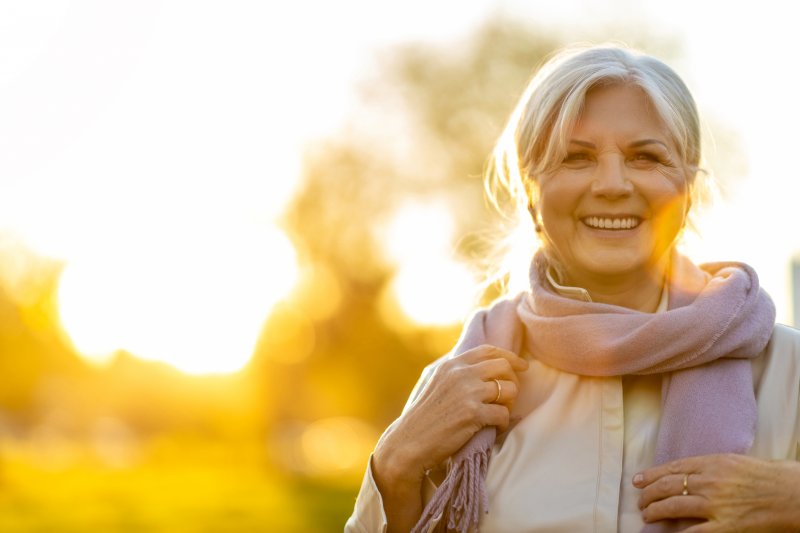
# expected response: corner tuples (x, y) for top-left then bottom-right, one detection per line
(57, 222), (297, 375)
(532, 84), (691, 311)
(346, 44), (800, 533)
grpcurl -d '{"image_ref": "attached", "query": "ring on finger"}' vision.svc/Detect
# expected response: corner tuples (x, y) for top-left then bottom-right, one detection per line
(492, 379), (502, 403)
(682, 473), (690, 496)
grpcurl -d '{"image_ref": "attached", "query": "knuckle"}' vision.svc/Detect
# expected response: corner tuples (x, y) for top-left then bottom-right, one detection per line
(658, 476), (672, 491)
(466, 399), (482, 418)
(475, 344), (494, 357)
(667, 460), (684, 474)
(505, 381), (519, 398)
(437, 359), (456, 374)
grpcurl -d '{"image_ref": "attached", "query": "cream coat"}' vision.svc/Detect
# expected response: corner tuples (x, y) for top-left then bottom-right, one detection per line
(345, 322), (800, 533)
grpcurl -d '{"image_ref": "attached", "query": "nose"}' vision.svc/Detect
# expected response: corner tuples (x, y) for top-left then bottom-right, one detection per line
(591, 155), (633, 198)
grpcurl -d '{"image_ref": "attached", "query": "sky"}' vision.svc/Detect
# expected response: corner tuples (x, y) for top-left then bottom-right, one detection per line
(1, 1), (798, 371)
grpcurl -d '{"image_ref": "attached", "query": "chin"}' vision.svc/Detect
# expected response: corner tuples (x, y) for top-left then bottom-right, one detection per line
(577, 253), (655, 280)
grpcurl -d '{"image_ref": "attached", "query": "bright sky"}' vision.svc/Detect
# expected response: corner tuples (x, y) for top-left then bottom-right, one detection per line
(1, 1), (798, 372)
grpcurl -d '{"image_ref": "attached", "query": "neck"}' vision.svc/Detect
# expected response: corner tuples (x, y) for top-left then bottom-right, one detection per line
(554, 257), (670, 313)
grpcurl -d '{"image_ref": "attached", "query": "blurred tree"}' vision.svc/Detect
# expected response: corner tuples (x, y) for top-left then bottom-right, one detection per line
(277, 19), (564, 434)
(0, 251), (82, 420)
(276, 16), (685, 450)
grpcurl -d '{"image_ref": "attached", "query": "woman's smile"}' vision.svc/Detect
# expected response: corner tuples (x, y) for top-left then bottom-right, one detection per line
(581, 215), (641, 230)
(533, 83), (690, 289)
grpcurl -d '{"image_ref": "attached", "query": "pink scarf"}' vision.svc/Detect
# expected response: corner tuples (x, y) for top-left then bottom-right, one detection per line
(412, 251), (775, 533)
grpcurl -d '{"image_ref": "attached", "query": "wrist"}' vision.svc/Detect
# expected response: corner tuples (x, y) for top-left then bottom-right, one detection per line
(372, 437), (425, 494)
(774, 460), (800, 530)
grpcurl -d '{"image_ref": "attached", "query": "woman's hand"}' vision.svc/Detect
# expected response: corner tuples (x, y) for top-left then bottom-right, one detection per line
(634, 453), (800, 532)
(372, 344), (528, 532)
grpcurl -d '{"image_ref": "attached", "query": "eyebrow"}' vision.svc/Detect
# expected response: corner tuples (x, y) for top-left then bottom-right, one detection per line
(568, 139), (669, 149)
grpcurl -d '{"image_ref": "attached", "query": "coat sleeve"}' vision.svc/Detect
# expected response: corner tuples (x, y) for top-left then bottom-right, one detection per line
(343, 357), (448, 532)
(344, 455), (389, 533)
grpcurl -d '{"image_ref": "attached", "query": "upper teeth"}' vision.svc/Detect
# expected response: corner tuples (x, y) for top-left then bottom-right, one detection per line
(583, 216), (639, 229)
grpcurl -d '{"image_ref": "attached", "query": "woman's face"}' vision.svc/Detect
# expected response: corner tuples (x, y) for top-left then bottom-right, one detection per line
(533, 83), (690, 286)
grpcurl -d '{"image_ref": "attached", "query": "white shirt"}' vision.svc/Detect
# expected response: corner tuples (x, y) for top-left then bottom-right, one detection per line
(345, 284), (800, 532)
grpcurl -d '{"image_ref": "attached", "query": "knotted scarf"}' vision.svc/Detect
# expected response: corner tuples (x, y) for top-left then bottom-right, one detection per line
(412, 251), (775, 533)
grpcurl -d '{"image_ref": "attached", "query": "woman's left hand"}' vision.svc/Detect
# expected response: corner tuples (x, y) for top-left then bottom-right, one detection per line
(633, 454), (800, 532)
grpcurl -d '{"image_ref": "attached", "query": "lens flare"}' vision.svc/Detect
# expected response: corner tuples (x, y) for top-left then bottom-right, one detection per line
(379, 199), (477, 326)
(57, 223), (297, 375)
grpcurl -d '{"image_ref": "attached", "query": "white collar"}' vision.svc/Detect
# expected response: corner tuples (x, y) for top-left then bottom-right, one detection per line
(545, 266), (669, 312)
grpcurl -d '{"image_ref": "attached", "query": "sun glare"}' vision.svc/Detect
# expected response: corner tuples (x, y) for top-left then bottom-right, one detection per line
(390, 259), (477, 326)
(380, 200), (478, 326)
(57, 223), (298, 375)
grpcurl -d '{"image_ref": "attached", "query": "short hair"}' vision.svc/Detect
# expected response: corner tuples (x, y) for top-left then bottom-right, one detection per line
(487, 43), (702, 216)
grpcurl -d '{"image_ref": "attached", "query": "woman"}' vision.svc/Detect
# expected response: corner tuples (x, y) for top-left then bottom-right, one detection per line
(345, 44), (800, 532)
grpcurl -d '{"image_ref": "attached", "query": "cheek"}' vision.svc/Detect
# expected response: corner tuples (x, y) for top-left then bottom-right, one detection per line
(649, 188), (690, 241)
(537, 178), (582, 218)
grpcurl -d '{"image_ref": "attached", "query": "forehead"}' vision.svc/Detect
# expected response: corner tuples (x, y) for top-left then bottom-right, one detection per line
(571, 84), (671, 143)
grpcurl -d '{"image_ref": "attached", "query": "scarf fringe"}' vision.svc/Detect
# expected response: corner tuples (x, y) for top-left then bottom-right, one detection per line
(411, 442), (491, 533)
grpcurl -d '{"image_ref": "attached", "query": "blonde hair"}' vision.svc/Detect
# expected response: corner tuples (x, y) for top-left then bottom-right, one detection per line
(482, 43), (706, 293)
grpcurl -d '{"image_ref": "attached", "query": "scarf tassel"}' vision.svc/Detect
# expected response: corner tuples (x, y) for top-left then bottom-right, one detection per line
(412, 428), (494, 533)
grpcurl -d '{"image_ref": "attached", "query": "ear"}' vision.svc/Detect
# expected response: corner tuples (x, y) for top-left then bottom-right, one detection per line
(528, 202), (543, 233)
(524, 178), (543, 232)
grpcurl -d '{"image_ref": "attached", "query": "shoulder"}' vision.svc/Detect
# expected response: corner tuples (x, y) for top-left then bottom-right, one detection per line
(403, 293), (526, 412)
(753, 323), (800, 391)
(767, 323), (800, 352)
(762, 323), (800, 373)
(752, 324), (800, 459)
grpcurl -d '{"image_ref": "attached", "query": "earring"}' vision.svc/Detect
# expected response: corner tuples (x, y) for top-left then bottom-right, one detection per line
(528, 203), (543, 233)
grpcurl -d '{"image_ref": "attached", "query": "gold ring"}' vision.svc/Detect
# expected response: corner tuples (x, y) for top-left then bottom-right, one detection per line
(492, 379), (502, 403)
(682, 473), (689, 496)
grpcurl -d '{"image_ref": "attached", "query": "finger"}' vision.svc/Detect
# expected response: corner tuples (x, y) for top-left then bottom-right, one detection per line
(461, 344), (529, 371)
(681, 524), (716, 533)
(633, 456), (704, 488)
(641, 495), (707, 523)
(473, 358), (520, 387)
(638, 473), (696, 509)
(483, 379), (518, 406)
(480, 403), (510, 431)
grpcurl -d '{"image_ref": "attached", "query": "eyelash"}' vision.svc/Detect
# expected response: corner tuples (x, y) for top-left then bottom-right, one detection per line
(561, 152), (665, 164)
(563, 152), (590, 162)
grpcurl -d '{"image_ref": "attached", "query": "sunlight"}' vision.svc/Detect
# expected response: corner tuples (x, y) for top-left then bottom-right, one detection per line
(382, 200), (455, 264)
(380, 199), (478, 326)
(390, 259), (477, 326)
(299, 417), (378, 478)
(57, 223), (297, 375)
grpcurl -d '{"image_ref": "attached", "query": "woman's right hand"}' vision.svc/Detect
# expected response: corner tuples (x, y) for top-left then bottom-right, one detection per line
(371, 344), (529, 531)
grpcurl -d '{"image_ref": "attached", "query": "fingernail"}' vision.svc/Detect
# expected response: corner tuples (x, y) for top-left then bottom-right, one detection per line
(633, 473), (643, 486)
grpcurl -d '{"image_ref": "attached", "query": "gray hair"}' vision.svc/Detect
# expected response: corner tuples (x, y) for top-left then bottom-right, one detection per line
(487, 43), (702, 216)
(483, 44), (705, 291)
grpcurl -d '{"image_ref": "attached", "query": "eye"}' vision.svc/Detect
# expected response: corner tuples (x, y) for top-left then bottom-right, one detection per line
(565, 152), (589, 161)
(628, 151), (664, 168)
(562, 151), (592, 168)
(633, 152), (658, 161)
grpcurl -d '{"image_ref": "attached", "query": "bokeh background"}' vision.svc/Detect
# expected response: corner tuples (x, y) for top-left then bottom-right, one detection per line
(1, 1), (798, 531)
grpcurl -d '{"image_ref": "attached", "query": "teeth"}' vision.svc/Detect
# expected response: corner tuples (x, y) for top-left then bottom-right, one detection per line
(583, 216), (640, 230)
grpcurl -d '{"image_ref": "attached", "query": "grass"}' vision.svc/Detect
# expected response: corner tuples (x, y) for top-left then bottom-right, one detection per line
(0, 437), (359, 532)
